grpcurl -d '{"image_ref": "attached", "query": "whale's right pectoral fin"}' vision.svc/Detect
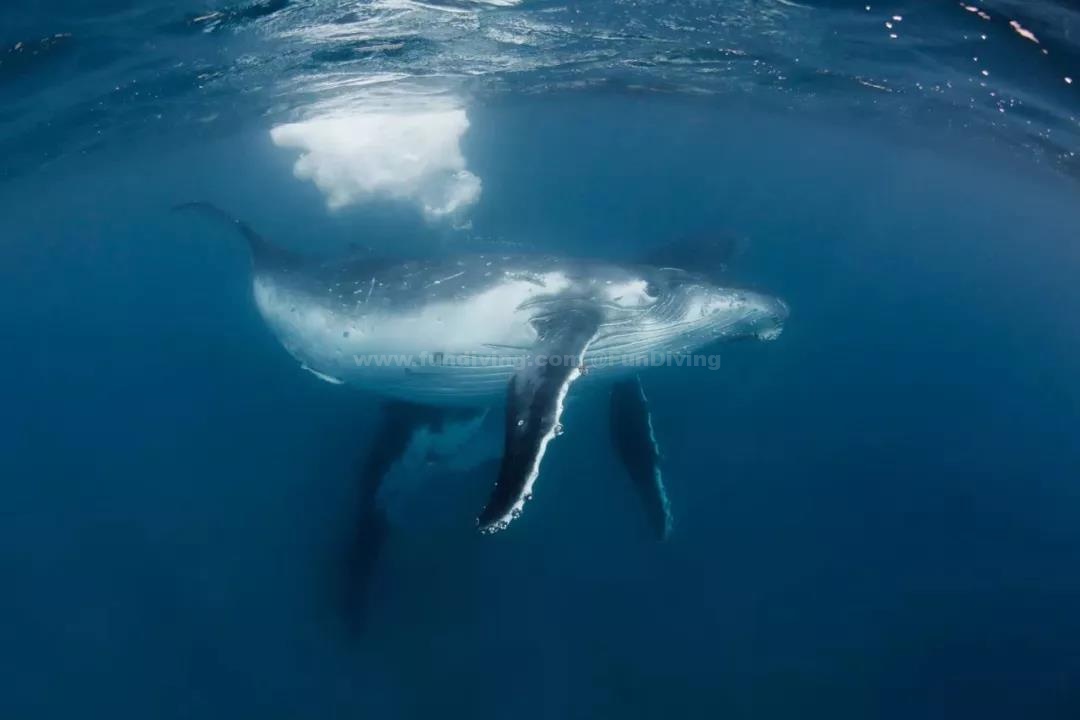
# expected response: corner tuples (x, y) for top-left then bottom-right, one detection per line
(477, 307), (601, 534)
(610, 376), (673, 540)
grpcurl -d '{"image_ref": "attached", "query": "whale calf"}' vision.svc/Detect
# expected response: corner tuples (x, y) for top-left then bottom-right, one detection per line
(181, 202), (787, 541)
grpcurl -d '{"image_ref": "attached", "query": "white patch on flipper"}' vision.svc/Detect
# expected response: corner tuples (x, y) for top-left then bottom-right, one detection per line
(479, 337), (595, 534)
(637, 380), (673, 536)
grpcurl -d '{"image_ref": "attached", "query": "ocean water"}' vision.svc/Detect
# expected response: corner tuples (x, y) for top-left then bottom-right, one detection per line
(3, 1), (1080, 718)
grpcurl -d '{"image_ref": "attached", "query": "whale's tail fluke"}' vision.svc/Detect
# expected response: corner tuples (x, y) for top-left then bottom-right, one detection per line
(174, 201), (300, 269)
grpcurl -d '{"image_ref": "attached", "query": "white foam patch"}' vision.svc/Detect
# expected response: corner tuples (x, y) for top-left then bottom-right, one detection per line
(270, 106), (481, 219)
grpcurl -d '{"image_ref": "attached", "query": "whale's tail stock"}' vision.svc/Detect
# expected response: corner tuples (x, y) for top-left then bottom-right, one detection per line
(173, 201), (300, 268)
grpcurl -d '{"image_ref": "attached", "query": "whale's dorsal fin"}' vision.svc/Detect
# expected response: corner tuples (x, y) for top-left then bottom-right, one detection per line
(610, 375), (673, 540)
(641, 232), (744, 279)
(174, 201), (302, 270)
(477, 306), (601, 533)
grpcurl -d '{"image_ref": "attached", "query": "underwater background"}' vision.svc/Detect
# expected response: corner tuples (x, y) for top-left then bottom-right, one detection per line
(2, 1), (1080, 718)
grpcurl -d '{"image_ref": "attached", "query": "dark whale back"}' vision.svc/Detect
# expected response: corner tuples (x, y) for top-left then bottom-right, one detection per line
(174, 201), (303, 272)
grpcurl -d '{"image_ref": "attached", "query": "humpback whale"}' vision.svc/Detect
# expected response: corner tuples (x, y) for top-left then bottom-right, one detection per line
(180, 203), (787, 579)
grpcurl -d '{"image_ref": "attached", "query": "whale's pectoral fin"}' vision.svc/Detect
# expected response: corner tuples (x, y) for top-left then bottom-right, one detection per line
(477, 307), (601, 534)
(610, 376), (673, 540)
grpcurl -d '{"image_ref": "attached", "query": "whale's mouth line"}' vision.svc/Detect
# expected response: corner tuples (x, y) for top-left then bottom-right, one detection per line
(590, 313), (742, 356)
(652, 312), (744, 335)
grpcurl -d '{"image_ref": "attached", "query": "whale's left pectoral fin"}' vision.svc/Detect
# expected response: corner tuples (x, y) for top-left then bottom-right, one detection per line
(477, 307), (601, 534)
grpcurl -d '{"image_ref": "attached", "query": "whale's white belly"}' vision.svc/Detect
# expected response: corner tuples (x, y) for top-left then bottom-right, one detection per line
(253, 274), (561, 404)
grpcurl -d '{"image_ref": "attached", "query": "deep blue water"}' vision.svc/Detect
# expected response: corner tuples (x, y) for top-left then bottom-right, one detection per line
(3, 2), (1080, 718)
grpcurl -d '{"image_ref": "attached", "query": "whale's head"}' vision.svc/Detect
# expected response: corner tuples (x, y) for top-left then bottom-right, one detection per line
(635, 268), (788, 346)
(703, 287), (789, 342)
